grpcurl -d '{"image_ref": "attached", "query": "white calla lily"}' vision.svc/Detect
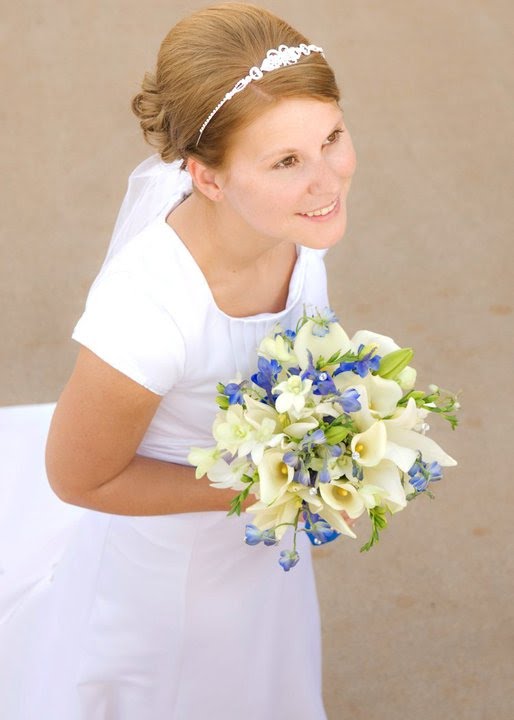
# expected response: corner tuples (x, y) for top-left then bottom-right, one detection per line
(351, 421), (387, 466)
(317, 504), (357, 538)
(364, 375), (404, 416)
(362, 460), (407, 512)
(383, 397), (419, 430)
(259, 334), (297, 364)
(386, 427), (458, 467)
(382, 441), (419, 473)
(294, 319), (352, 370)
(319, 481), (365, 518)
(257, 449), (294, 505)
(244, 394), (281, 430)
(247, 493), (302, 540)
(350, 330), (400, 356)
(340, 383), (376, 431)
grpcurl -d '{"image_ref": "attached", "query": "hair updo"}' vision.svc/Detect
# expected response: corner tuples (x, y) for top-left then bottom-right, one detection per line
(131, 2), (340, 168)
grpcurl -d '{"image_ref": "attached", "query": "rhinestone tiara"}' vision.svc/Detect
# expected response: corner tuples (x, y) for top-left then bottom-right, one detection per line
(195, 43), (325, 147)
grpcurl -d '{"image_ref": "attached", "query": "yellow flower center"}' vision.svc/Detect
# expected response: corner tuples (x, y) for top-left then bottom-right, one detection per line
(355, 442), (365, 454)
(279, 462), (289, 476)
(336, 487), (349, 497)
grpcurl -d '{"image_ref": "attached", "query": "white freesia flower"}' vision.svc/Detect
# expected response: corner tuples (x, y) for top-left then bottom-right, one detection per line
(206, 456), (250, 490)
(212, 405), (253, 454)
(187, 446), (220, 479)
(294, 318), (352, 370)
(356, 483), (387, 509)
(319, 481), (365, 518)
(257, 448), (294, 505)
(312, 400), (341, 419)
(283, 416), (319, 439)
(259, 334), (297, 364)
(237, 417), (284, 465)
(273, 376), (313, 415)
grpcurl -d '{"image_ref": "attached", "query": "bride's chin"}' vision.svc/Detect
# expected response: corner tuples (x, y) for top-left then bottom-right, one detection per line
(302, 218), (348, 250)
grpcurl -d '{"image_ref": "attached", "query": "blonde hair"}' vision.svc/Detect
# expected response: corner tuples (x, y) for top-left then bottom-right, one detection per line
(132, 3), (340, 167)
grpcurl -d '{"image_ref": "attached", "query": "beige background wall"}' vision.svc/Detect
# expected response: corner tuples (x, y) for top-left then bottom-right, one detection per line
(1, 1), (512, 718)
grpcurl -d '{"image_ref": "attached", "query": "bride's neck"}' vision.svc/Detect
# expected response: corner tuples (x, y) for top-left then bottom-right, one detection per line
(167, 190), (288, 275)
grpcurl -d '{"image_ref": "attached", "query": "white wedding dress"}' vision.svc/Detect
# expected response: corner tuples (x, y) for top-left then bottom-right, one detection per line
(0, 159), (329, 719)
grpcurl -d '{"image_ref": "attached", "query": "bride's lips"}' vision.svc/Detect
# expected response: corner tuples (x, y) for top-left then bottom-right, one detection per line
(297, 197), (340, 222)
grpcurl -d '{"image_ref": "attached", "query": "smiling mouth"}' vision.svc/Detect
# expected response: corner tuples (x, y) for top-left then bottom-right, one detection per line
(299, 198), (338, 218)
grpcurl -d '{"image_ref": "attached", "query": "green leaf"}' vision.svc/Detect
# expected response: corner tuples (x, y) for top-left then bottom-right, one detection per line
(226, 480), (256, 517)
(360, 506), (388, 552)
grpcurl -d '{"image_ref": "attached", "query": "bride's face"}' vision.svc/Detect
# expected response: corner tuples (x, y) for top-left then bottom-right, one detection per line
(214, 97), (357, 251)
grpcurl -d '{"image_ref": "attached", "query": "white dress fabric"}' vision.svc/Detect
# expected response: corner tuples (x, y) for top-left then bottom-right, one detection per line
(0, 160), (330, 719)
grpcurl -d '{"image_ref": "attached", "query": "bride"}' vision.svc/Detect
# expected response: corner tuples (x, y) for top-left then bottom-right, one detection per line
(0, 3), (356, 718)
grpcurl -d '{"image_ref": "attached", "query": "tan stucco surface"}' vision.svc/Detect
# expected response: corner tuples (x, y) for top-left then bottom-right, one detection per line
(1, 1), (512, 717)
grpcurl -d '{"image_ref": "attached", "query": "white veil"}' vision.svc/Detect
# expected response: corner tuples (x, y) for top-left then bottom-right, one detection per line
(101, 153), (193, 270)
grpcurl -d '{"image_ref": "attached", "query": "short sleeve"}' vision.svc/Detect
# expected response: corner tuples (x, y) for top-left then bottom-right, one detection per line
(72, 268), (185, 396)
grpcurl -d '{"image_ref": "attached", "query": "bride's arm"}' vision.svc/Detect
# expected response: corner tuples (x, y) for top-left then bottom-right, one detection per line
(46, 347), (242, 516)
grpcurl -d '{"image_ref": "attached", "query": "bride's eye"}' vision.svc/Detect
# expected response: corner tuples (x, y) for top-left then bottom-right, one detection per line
(324, 128), (344, 145)
(274, 155), (299, 169)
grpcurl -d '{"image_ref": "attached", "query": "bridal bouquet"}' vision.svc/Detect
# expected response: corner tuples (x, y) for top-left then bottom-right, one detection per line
(188, 308), (460, 571)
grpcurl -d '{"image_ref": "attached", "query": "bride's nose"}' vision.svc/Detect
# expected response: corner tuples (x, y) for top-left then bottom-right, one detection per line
(306, 157), (341, 197)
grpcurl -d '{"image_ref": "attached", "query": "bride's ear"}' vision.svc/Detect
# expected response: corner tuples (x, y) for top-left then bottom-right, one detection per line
(186, 157), (224, 202)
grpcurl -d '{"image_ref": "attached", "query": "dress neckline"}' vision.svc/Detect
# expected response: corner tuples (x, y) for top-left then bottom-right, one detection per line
(159, 205), (305, 324)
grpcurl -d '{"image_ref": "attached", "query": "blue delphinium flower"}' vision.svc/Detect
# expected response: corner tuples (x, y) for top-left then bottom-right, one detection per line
(251, 357), (282, 399)
(299, 428), (326, 450)
(310, 308), (339, 336)
(351, 459), (364, 481)
(335, 344), (382, 379)
(278, 549), (300, 572)
(224, 381), (245, 405)
(284, 329), (296, 341)
(318, 462), (331, 484)
(245, 524), (278, 546)
(303, 512), (340, 545)
(283, 450), (311, 486)
(408, 456), (443, 492)
(339, 387), (361, 413)
(301, 352), (338, 396)
(244, 524), (263, 546)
